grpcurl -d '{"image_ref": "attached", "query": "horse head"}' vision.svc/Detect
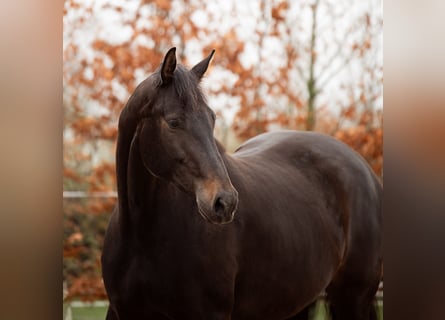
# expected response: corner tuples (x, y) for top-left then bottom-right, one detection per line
(120, 47), (238, 224)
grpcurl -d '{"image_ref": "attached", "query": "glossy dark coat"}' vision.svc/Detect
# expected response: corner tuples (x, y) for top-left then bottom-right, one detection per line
(102, 48), (382, 320)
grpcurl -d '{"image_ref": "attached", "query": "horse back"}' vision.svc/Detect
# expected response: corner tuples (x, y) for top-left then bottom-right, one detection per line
(230, 130), (382, 257)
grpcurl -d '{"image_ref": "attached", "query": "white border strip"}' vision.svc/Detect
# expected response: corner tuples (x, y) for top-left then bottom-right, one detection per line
(63, 191), (117, 198)
(68, 300), (109, 308)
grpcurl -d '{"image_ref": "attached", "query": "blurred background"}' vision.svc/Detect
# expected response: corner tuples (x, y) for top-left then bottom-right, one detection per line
(63, 0), (382, 314)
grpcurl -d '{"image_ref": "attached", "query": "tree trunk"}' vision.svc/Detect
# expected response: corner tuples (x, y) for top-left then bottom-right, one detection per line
(306, 0), (319, 131)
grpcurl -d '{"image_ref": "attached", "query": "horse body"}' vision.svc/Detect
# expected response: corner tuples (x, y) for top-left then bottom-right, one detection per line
(102, 48), (382, 320)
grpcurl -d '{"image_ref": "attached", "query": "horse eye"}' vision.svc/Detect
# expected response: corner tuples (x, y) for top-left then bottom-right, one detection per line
(167, 119), (180, 129)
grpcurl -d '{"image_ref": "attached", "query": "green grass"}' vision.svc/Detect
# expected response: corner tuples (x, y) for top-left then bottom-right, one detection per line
(63, 300), (382, 320)
(312, 300), (383, 320)
(63, 304), (108, 320)
(71, 306), (108, 320)
(313, 300), (328, 320)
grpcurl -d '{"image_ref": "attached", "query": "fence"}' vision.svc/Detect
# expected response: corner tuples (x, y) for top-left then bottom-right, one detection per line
(63, 191), (117, 198)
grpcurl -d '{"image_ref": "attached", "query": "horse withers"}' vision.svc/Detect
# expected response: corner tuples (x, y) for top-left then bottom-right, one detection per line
(101, 47), (382, 320)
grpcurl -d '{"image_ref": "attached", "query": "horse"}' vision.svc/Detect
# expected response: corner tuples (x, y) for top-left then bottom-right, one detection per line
(101, 47), (382, 320)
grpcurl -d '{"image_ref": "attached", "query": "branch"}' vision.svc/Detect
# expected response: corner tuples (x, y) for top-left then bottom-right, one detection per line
(285, 23), (306, 81)
(316, 1), (357, 86)
(317, 36), (343, 80)
(318, 54), (354, 89)
(295, 61), (306, 81)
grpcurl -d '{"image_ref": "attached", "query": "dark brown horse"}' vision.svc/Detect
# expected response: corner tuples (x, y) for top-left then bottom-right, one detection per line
(102, 48), (382, 320)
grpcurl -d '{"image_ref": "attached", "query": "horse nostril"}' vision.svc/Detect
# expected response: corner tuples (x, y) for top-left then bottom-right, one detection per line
(213, 196), (226, 214)
(213, 190), (238, 217)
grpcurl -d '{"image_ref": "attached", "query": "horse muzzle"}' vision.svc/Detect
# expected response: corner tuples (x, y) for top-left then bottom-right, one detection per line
(196, 183), (238, 225)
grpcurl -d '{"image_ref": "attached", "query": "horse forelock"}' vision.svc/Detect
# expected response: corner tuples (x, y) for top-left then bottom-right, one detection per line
(151, 64), (205, 111)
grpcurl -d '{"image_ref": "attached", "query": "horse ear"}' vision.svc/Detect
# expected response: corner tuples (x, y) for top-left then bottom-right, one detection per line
(161, 47), (177, 84)
(191, 49), (215, 80)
